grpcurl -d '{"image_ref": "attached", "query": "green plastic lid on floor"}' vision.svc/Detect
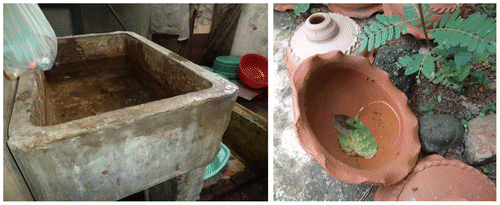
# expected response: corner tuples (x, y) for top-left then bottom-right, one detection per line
(204, 143), (231, 180)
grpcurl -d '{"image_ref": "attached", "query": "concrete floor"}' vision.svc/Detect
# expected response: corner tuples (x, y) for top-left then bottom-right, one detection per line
(272, 11), (377, 201)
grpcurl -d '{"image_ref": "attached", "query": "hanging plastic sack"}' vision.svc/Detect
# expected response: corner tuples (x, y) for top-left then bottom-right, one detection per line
(3, 3), (57, 79)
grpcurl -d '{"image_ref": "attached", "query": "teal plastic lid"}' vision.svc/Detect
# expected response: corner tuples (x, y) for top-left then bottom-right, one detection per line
(215, 56), (240, 66)
(212, 56), (240, 73)
(204, 143), (231, 180)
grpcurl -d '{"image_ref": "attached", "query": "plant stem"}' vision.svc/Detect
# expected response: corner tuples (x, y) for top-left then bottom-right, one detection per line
(417, 4), (432, 49)
(417, 3), (438, 71)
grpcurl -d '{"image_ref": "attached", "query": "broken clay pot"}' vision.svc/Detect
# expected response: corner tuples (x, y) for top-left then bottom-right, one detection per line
(285, 12), (372, 79)
(382, 4), (466, 40)
(327, 4), (383, 19)
(274, 3), (295, 12)
(374, 154), (496, 201)
(290, 50), (420, 186)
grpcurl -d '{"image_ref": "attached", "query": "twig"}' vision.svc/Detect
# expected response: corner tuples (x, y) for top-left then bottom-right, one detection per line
(359, 185), (374, 201)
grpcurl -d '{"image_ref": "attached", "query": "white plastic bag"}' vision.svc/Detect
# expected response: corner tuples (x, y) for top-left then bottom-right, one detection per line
(3, 3), (57, 78)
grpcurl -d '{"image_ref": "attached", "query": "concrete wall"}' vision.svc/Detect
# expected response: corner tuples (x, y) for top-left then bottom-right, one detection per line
(81, 4), (151, 39)
(3, 75), (34, 201)
(41, 4), (151, 39)
(230, 4), (268, 57)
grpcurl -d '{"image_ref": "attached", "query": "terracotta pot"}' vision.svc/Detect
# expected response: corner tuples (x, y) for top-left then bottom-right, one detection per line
(327, 4), (383, 19)
(290, 50), (420, 186)
(286, 12), (371, 79)
(382, 4), (466, 39)
(274, 4), (295, 12)
(375, 154), (496, 201)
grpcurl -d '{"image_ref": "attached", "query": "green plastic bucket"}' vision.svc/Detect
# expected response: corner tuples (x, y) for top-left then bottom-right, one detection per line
(204, 143), (231, 180)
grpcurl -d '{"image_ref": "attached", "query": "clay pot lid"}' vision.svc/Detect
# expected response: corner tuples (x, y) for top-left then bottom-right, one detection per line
(375, 154), (496, 201)
(290, 50), (420, 186)
(382, 4), (465, 39)
(286, 12), (363, 78)
(327, 4), (383, 19)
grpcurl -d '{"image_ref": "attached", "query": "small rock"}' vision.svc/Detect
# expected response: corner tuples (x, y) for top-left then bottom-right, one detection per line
(488, 79), (496, 90)
(464, 114), (496, 165)
(373, 45), (418, 94)
(418, 115), (465, 156)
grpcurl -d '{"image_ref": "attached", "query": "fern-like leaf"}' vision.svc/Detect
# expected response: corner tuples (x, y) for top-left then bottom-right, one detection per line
(430, 10), (496, 54)
(399, 53), (436, 78)
(357, 14), (407, 52)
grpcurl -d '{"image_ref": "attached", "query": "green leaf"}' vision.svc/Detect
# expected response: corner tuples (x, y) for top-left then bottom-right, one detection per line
(364, 26), (373, 35)
(433, 74), (445, 84)
(293, 5), (300, 17)
(402, 22), (407, 34)
(296, 3), (310, 13)
(387, 25), (394, 41)
(392, 14), (403, 22)
(446, 8), (461, 28)
(420, 102), (436, 112)
(404, 54), (425, 75)
(310, 8), (321, 14)
(376, 14), (392, 26)
(439, 11), (450, 27)
(486, 43), (496, 53)
(398, 55), (413, 66)
(470, 53), (489, 63)
(476, 41), (487, 53)
(355, 34), (367, 40)
(438, 95), (442, 102)
(483, 28), (496, 40)
(421, 55), (436, 79)
(423, 88), (432, 94)
(482, 167), (491, 174)
(470, 70), (489, 87)
(468, 38), (478, 52)
(359, 39), (368, 53)
(454, 64), (470, 81)
(454, 52), (472, 68)
(433, 21), (439, 29)
(375, 32), (383, 49)
(395, 24), (401, 39)
(368, 34), (375, 51)
(424, 10), (435, 22)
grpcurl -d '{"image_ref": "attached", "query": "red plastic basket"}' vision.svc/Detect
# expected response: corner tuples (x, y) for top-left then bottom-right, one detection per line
(238, 53), (268, 89)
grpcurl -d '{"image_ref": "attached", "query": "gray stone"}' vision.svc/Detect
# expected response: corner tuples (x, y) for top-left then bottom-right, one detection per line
(373, 45), (418, 94)
(464, 114), (496, 165)
(418, 115), (465, 156)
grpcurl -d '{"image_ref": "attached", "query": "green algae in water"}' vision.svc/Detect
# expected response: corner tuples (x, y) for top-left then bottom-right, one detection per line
(334, 113), (377, 159)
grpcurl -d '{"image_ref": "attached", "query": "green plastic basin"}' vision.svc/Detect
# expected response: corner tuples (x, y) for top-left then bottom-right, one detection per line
(204, 143), (231, 180)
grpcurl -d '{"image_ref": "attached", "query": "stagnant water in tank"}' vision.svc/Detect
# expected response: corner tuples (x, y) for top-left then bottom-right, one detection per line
(44, 56), (175, 125)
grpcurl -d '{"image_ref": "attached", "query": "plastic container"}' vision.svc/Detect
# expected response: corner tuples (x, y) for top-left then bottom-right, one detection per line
(238, 53), (268, 89)
(204, 143), (231, 180)
(212, 56), (240, 73)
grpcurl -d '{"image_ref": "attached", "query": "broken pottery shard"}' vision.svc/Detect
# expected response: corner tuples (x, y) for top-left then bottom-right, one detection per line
(333, 114), (377, 159)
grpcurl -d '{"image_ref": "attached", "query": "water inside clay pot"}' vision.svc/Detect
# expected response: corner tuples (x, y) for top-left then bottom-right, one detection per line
(305, 67), (403, 170)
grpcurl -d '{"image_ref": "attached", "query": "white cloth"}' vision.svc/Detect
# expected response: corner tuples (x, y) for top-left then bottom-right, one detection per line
(150, 4), (189, 41)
